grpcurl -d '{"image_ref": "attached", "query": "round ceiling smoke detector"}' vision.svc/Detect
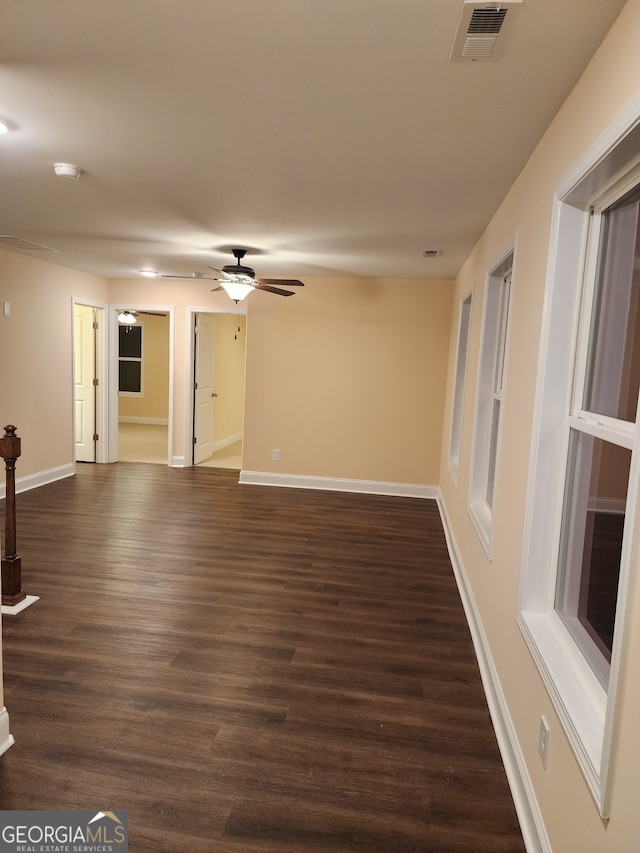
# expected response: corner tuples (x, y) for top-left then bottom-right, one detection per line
(54, 162), (82, 179)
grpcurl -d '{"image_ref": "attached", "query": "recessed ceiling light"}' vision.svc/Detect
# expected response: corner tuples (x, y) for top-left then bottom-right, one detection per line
(0, 120), (10, 135)
(53, 162), (82, 178)
(139, 269), (157, 278)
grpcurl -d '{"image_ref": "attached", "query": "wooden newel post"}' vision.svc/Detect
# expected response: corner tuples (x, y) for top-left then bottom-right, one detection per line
(1, 424), (26, 607)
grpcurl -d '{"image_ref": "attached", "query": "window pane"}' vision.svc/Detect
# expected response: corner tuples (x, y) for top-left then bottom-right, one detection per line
(119, 360), (141, 393)
(555, 430), (629, 683)
(119, 324), (142, 358)
(494, 273), (511, 394)
(486, 398), (500, 508)
(584, 191), (640, 421)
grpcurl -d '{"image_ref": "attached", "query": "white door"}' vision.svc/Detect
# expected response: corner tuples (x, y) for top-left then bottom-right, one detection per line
(74, 304), (96, 462)
(193, 313), (215, 463)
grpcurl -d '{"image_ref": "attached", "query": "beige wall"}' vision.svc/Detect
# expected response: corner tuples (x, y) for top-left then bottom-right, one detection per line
(109, 276), (452, 482)
(243, 277), (453, 484)
(118, 313), (170, 422)
(0, 248), (108, 477)
(1, 265), (449, 482)
(439, 2), (640, 850)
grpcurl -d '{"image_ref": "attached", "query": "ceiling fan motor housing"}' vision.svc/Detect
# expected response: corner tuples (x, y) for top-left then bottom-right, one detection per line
(222, 262), (256, 278)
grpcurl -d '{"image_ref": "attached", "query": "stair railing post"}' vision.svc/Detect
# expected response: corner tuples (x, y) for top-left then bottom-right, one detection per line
(1, 424), (26, 607)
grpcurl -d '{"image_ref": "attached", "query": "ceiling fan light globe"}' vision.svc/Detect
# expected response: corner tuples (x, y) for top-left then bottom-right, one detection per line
(220, 281), (254, 301)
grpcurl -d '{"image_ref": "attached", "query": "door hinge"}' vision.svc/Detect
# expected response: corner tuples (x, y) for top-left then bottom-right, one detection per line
(93, 321), (99, 330)
(93, 377), (99, 386)
(93, 433), (99, 442)
(193, 436), (197, 444)
(193, 382), (198, 390)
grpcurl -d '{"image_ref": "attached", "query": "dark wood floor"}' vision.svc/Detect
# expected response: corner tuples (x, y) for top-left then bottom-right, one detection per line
(1, 463), (524, 852)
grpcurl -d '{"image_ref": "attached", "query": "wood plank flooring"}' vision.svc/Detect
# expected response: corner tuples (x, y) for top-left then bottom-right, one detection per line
(0, 463), (525, 851)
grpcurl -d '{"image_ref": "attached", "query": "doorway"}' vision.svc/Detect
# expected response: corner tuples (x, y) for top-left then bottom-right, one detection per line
(192, 312), (246, 469)
(113, 308), (172, 465)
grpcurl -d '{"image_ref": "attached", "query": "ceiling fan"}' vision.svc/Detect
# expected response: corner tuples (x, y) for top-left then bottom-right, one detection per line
(117, 308), (167, 325)
(163, 248), (304, 301)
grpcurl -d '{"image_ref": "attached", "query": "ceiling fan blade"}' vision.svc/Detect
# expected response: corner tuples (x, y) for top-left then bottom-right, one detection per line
(257, 278), (304, 287)
(254, 282), (295, 297)
(162, 273), (220, 281)
(210, 286), (225, 292)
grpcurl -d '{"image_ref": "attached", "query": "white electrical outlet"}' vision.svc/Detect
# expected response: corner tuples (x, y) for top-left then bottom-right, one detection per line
(538, 716), (550, 768)
(3, 302), (10, 316)
(272, 449), (281, 461)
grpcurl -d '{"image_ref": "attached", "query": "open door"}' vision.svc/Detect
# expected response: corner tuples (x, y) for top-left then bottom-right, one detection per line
(193, 313), (215, 464)
(74, 304), (97, 462)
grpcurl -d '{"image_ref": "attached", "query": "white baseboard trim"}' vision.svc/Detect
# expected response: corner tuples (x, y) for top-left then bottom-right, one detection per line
(239, 470), (437, 499)
(211, 432), (242, 454)
(118, 417), (169, 425)
(437, 494), (551, 853)
(0, 463), (75, 500)
(0, 706), (14, 756)
(171, 455), (186, 467)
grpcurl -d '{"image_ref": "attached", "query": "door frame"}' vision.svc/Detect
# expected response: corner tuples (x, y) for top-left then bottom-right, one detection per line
(107, 304), (174, 464)
(72, 298), (108, 465)
(184, 305), (247, 468)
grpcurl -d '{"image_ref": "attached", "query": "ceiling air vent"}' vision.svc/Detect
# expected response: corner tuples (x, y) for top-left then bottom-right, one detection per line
(450, 1), (522, 62)
(0, 235), (58, 252)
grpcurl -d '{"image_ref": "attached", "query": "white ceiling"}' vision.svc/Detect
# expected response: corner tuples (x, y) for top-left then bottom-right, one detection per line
(0, 0), (627, 281)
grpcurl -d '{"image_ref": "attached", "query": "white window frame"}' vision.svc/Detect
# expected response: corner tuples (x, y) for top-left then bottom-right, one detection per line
(468, 246), (514, 554)
(518, 96), (640, 817)
(448, 292), (473, 484)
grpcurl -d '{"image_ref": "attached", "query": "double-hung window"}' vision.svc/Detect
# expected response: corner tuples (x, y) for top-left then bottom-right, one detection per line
(469, 250), (513, 552)
(118, 324), (143, 396)
(519, 107), (640, 815)
(555, 184), (640, 687)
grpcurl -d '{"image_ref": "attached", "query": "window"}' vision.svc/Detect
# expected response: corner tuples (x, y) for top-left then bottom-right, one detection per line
(555, 185), (640, 688)
(448, 294), (472, 482)
(118, 324), (143, 395)
(469, 251), (513, 552)
(518, 106), (640, 815)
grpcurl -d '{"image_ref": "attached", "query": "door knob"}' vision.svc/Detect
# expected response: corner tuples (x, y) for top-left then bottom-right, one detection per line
(212, 392), (218, 397)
